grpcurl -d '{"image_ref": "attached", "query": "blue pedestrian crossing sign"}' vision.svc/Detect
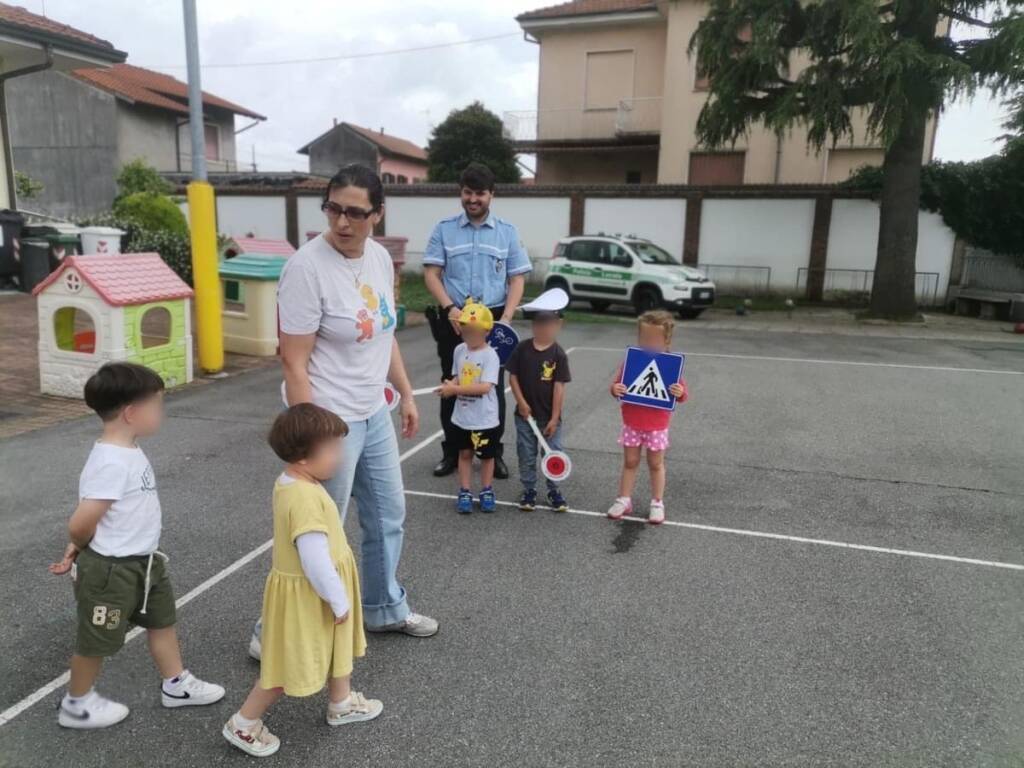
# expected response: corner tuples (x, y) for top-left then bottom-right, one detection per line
(619, 346), (685, 411)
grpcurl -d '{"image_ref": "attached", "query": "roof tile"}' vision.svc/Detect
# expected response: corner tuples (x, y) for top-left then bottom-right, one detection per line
(517, 0), (657, 22)
(33, 254), (194, 306)
(0, 2), (117, 49)
(71, 63), (265, 119)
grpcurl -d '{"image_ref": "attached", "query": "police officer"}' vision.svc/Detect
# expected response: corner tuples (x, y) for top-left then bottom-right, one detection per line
(423, 163), (531, 478)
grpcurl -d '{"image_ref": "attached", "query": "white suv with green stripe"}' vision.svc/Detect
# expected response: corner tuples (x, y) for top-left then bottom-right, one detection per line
(544, 235), (716, 318)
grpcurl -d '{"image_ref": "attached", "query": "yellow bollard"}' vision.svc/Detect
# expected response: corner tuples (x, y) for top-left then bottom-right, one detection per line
(187, 181), (224, 373)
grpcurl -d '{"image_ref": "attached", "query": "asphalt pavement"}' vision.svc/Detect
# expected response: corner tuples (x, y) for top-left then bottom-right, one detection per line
(1, 320), (1022, 768)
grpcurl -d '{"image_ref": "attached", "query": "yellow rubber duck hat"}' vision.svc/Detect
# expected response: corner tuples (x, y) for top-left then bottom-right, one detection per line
(458, 301), (494, 331)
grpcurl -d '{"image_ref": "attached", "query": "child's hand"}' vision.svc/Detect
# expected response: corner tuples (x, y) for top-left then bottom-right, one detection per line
(48, 543), (79, 575)
(517, 402), (532, 420)
(334, 611), (349, 624)
(543, 420), (558, 437)
(435, 379), (458, 398)
(611, 383), (627, 397)
(670, 380), (688, 401)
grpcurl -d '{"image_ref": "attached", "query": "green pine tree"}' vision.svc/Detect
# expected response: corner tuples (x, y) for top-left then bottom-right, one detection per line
(427, 102), (522, 184)
(690, 0), (1024, 318)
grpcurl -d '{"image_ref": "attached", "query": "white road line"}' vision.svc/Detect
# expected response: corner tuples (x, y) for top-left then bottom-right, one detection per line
(570, 347), (1024, 376)
(0, 427), (450, 729)
(1, 351), (574, 728)
(404, 490), (1024, 573)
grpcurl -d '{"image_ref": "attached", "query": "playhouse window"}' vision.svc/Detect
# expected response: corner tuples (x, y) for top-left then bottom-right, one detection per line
(54, 307), (96, 354)
(224, 280), (246, 312)
(140, 306), (172, 349)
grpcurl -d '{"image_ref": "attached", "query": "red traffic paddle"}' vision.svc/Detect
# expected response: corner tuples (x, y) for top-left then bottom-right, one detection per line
(384, 382), (401, 412)
(527, 416), (572, 483)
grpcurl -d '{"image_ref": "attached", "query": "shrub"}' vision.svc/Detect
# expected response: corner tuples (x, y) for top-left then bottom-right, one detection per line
(843, 138), (1024, 257)
(78, 213), (193, 286)
(116, 159), (172, 200)
(113, 192), (188, 237)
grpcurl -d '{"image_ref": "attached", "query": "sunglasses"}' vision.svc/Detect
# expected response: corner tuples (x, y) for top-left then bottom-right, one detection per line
(321, 201), (377, 221)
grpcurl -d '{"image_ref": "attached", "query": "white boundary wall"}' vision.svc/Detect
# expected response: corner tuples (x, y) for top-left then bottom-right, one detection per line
(828, 200), (955, 302)
(192, 190), (957, 303)
(699, 199), (816, 290)
(384, 196), (571, 276)
(583, 198), (687, 262)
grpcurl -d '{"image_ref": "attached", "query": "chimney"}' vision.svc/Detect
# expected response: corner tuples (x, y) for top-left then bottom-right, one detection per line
(333, 117), (338, 126)
(380, 126), (384, 135)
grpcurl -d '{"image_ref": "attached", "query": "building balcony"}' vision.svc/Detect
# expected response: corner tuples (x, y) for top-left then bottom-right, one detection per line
(503, 98), (662, 149)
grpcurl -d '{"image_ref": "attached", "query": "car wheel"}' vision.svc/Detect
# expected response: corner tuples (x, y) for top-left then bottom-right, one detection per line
(589, 300), (610, 313)
(632, 286), (661, 315)
(545, 277), (570, 300)
(678, 307), (705, 319)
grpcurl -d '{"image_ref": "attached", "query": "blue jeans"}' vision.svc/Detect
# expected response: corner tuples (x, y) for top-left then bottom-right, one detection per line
(324, 403), (410, 627)
(514, 414), (562, 493)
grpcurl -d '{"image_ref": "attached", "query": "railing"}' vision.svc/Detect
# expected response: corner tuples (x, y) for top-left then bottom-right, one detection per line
(795, 268), (941, 306)
(503, 98), (663, 143)
(961, 247), (1024, 293)
(697, 263), (772, 295)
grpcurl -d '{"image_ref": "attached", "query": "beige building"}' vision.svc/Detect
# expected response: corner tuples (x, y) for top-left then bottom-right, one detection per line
(507, 0), (939, 185)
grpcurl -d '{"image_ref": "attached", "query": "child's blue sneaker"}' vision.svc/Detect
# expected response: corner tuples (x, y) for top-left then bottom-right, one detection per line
(547, 489), (568, 513)
(518, 489), (537, 511)
(479, 487), (496, 513)
(456, 489), (473, 515)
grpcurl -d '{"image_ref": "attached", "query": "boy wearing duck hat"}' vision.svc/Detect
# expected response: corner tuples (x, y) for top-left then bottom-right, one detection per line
(435, 302), (502, 514)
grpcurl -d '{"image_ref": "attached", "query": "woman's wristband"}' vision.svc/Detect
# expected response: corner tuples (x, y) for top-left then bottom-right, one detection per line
(443, 303), (458, 315)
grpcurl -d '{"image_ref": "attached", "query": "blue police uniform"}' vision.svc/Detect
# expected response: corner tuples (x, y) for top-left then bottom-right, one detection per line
(424, 211), (532, 468)
(423, 212), (532, 308)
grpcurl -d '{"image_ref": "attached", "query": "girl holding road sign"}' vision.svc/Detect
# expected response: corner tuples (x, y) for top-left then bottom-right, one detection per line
(607, 311), (689, 525)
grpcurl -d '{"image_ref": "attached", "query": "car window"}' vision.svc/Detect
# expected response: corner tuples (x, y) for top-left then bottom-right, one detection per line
(553, 243), (567, 259)
(568, 240), (602, 264)
(607, 243), (632, 268)
(628, 241), (678, 265)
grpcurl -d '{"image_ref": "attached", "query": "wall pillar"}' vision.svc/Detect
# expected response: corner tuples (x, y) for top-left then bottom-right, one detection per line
(806, 194), (833, 301)
(284, 191), (299, 247)
(569, 191), (585, 236)
(683, 193), (702, 266)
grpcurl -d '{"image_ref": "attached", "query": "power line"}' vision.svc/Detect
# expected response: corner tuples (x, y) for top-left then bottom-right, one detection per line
(140, 31), (520, 70)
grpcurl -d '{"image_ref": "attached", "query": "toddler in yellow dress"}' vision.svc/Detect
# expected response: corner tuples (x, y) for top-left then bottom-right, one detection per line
(223, 403), (381, 758)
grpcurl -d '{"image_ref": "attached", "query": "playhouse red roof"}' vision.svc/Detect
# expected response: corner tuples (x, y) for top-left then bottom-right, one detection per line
(225, 237), (296, 256)
(33, 254), (194, 306)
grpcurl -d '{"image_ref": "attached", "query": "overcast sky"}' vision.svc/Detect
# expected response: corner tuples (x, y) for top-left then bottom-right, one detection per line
(32, 0), (1012, 174)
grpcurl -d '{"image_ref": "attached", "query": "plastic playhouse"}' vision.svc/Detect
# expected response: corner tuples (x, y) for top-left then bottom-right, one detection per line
(219, 254), (288, 356)
(32, 253), (194, 397)
(221, 236), (295, 260)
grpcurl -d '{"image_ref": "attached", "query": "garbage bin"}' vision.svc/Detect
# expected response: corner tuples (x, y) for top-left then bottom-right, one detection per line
(80, 226), (124, 255)
(375, 236), (407, 304)
(19, 238), (50, 292)
(0, 209), (24, 286)
(45, 231), (81, 269)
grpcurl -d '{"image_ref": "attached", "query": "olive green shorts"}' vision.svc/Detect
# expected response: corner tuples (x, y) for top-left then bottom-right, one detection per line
(74, 547), (177, 657)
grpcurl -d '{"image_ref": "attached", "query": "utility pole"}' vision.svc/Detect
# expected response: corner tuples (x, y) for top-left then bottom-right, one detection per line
(182, 0), (223, 373)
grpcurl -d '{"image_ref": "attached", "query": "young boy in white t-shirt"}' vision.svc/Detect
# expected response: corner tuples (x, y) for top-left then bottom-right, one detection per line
(48, 362), (224, 729)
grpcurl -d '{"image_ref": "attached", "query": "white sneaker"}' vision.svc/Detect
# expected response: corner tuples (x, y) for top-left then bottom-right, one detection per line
(223, 715), (280, 757)
(248, 631), (262, 662)
(161, 671), (225, 708)
(326, 691), (383, 726)
(366, 612), (439, 637)
(606, 497), (632, 520)
(57, 691), (130, 730)
(648, 499), (666, 526)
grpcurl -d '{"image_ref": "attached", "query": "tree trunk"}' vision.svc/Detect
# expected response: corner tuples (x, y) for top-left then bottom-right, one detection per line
(868, 106), (929, 319)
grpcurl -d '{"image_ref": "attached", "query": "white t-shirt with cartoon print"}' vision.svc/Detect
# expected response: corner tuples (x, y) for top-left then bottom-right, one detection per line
(79, 442), (162, 557)
(277, 234), (397, 422)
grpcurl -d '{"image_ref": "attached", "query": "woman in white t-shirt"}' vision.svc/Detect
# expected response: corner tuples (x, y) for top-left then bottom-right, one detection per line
(252, 165), (437, 652)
